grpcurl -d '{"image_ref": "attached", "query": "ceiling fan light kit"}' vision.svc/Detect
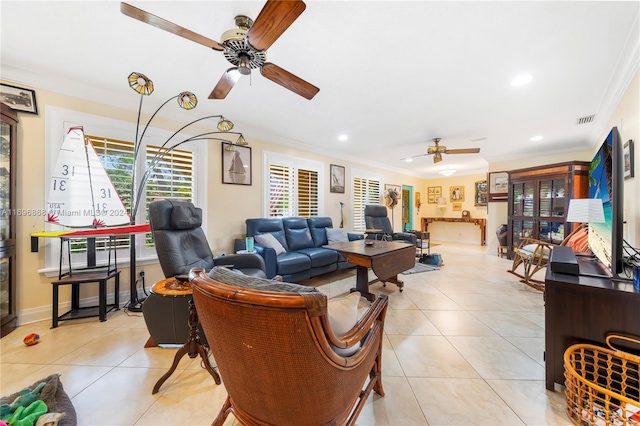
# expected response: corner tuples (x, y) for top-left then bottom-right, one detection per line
(121, 0), (319, 100)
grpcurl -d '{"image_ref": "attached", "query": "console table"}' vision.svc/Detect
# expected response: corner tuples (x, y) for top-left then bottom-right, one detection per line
(544, 260), (640, 391)
(421, 217), (486, 245)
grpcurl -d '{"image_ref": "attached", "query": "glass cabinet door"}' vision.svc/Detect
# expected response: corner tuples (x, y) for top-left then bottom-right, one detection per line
(0, 120), (10, 242)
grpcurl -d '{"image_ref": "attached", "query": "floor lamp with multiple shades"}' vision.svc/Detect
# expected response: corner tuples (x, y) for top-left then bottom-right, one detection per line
(125, 72), (248, 311)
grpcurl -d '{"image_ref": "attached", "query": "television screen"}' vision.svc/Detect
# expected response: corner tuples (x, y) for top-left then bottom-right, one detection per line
(588, 127), (624, 275)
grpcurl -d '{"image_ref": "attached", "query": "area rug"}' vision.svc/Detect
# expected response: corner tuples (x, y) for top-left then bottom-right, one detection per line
(401, 263), (441, 274)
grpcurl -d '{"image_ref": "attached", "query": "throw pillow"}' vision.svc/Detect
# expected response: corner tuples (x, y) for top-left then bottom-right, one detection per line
(327, 291), (362, 356)
(326, 228), (349, 245)
(254, 233), (287, 256)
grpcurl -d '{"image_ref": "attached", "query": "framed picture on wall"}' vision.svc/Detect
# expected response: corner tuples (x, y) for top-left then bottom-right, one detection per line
(222, 142), (252, 185)
(0, 83), (38, 114)
(488, 171), (509, 202)
(449, 185), (464, 202)
(330, 164), (345, 193)
(623, 140), (634, 179)
(475, 180), (487, 206)
(427, 186), (441, 204)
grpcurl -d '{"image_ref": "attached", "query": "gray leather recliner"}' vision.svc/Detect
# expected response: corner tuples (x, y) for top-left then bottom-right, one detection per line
(143, 199), (267, 346)
(364, 204), (417, 244)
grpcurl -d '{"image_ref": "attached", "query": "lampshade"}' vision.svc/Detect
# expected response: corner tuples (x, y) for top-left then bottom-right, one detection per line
(566, 198), (605, 223)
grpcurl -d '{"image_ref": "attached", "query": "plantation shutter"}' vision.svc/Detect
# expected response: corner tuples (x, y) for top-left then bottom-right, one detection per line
(268, 163), (318, 218)
(297, 168), (318, 217)
(352, 176), (381, 231)
(269, 163), (294, 217)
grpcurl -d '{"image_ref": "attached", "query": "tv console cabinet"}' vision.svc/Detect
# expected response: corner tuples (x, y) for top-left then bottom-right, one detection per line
(544, 261), (640, 391)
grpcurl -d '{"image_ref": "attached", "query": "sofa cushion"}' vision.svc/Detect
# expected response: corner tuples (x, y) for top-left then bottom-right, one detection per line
(209, 266), (318, 293)
(282, 217), (315, 251)
(255, 233), (287, 256)
(297, 247), (338, 267)
(326, 228), (349, 244)
(276, 252), (312, 275)
(307, 217), (334, 247)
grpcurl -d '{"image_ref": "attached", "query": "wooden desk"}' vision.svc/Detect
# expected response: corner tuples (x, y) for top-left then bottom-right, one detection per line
(544, 261), (640, 391)
(421, 217), (486, 245)
(324, 240), (415, 302)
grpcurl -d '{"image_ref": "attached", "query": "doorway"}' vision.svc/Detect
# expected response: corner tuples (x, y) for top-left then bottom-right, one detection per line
(402, 185), (413, 231)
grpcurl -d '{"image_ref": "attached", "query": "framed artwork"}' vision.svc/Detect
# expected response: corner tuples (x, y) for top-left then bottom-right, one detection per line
(222, 142), (252, 185)
(452, 202), (462, 211)
(0, 83), (38, 114)
(427, 186), (441, 204)
(474, 180), (487, 206)
(623, 140), (634, 180)
(488, 171), (509, 202)
(330, 164), (345, 193)
(449, 185), (464, 202)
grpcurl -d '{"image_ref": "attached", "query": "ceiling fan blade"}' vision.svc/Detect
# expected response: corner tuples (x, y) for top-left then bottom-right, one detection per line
(260, 62), (319, 100)
(209, 68), (241, 99)
(445, 148), (481, 154)
(121, 2), (224, 51)
(246, 0), (306, 51)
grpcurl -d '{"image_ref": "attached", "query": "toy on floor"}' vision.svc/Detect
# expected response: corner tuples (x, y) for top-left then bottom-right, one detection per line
(23, 333), (40, 346)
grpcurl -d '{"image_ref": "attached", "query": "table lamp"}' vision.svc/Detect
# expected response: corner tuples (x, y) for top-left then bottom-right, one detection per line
(566, 198), (605, 224)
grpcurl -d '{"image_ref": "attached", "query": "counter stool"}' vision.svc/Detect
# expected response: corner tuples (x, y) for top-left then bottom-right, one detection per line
(51, 270), (120, 328)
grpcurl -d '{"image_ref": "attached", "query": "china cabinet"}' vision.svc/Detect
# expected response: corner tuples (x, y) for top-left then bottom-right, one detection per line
(1, 104), (17, 337)
(507, 161), (590, 258)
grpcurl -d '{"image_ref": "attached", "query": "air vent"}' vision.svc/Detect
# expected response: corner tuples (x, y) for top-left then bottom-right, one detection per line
(576, 114), (595, 125)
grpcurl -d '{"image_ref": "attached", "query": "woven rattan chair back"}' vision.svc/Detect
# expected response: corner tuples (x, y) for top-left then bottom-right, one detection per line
(191, 272), (388, 426)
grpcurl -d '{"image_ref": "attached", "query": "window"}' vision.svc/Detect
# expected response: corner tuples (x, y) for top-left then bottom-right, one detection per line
(90, 135), (194, 251)
(43, 106), (204, 274)
(263, 151), (324, 217)
(351, 169), (382, 231)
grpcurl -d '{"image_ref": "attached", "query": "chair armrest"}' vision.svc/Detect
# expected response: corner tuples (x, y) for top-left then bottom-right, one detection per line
(213, 253), (266, 272)
(392, 232), (417, 244)
(253, 245), (277, 279)
(326, 294), (388, 349)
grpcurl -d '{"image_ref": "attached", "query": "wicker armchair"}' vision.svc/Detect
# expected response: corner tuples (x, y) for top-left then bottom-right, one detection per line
(507, 223), (588, 291)
(191, 271), (388, 426)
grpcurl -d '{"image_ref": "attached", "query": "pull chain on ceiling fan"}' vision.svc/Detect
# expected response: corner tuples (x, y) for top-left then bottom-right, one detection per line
(410, 138), (481, 163)
(120, 0), (320, 100)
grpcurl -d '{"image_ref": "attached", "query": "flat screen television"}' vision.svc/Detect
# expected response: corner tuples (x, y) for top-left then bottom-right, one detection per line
(588, 127), (624, 275)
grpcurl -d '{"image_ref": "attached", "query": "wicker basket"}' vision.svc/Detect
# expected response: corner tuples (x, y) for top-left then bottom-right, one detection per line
(564, 335), (640, 426)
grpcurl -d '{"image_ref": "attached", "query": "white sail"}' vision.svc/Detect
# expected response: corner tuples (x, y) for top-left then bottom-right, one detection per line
(46, 127), (130, 227)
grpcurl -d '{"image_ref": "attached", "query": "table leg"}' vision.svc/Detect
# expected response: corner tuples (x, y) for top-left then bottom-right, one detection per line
(352, 266), (376, 303)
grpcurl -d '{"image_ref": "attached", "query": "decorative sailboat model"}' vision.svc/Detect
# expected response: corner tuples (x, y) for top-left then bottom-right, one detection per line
(46, 127), (130, 228)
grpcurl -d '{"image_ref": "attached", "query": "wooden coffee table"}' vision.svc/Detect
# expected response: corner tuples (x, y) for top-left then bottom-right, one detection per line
(324, 240), (416, 302)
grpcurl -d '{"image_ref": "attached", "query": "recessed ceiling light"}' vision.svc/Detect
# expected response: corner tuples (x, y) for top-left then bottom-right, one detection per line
(337, 134), (348, 142)
(439, 170), (456, 177)
(530, 135), (543, 142)
(511, 74), (533, 87)
(405, 158), (413, 162)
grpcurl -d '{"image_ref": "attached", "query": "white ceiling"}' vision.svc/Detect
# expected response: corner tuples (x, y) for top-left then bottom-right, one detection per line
(2, 1), (639, 178)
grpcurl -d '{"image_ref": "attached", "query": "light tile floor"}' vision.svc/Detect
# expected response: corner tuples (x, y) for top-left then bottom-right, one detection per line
(1, 242), (572, 425)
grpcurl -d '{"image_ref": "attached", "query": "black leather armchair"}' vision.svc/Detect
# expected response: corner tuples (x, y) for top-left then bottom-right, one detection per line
(143, 199), (266, 346)
(364, 204), (417, 244)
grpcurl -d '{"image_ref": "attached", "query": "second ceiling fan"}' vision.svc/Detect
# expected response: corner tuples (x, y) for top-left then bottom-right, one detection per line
(412, 138), (480, 163)
(121, 0), (319, 100)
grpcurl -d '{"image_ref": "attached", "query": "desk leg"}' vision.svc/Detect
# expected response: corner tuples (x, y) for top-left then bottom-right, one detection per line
(52, 284), (59, 329)
(98, 280), (106, 322)
(352, 266), (376, 303)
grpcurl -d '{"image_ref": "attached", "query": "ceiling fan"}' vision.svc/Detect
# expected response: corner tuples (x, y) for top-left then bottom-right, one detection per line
(120, 0), (320, 100)
(410, 138), (481, 163)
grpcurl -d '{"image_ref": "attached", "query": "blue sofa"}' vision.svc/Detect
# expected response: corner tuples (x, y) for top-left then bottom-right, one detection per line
(235, 217), (363, 282)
